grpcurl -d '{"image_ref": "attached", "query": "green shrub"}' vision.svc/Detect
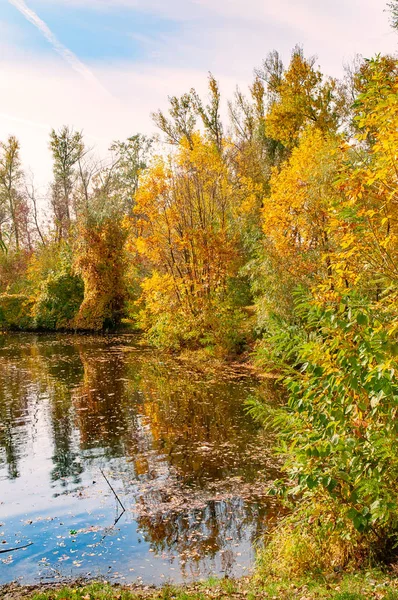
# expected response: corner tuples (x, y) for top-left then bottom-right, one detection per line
(140, 297), (247, 356)
(251, 291), (398, 575)
(0, 293), (34, 329)
(33, 271), (84, 330)
(28, 242), (84, 330)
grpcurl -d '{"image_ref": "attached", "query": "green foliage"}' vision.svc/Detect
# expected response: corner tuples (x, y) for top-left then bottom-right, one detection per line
(199, 297), (248, 356)
(110, 133), (153, 213)
(0, 243), (84, 331)
(251, 292), (398, 573)
(49, 126), (84, 242)
(139, 294), (247, 356)
(140, 310), (190, 351)
(285, 299), (398, 531)
(0, 293), (34, 330)
(29, 243), (84, 330)
(33, 268), (83, 330)
(253, 310), (310, 371)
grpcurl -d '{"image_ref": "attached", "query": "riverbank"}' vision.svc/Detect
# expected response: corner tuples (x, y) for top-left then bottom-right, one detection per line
(2, 570), (398, 600)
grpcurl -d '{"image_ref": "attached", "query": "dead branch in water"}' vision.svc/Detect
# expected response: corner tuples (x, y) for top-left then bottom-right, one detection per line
(0, 542), (33, 554)
(99, 468), (126, 511)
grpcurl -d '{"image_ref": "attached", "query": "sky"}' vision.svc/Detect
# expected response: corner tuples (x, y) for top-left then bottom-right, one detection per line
(0, 0), (396, 189)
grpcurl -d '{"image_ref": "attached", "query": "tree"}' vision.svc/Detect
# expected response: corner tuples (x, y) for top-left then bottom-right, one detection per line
(130, 134), (246, 350)
(255, 49), (284, 99)
(264, 47), (344, 150)
(257, 128), (343, 321)
(109, 134), (153, 214)
(152, 93), (196, 148)
(72, 163), (130, 331)
(325, 56), (398, 304)
(0, 136), (28, 251)
(49, 126), (84, 241)
(73, 209), (126, 330)
(388, 0), (398, 29)
(191, 73), (224, 152)
(152, 75), (224, 153)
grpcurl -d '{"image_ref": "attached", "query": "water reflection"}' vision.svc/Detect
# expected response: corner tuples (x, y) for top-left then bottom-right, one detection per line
(0, 334), (279, 585)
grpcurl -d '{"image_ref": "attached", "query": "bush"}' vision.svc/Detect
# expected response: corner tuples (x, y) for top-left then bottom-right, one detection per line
(251, 291), (398, 574)
(33, 271), (84, 330)
(137, 294), (247, 356)
(0, 293), (34, 329)
(199, 299), (248, 356)
(73, 215), (127, 331)
(28, 242), (84, 330)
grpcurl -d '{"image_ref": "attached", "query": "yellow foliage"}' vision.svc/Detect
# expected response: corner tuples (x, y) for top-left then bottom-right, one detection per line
(73, 216), (126, 330)
(131, 136), (240, 333)
(125, 133), (255, 349)
(262, 128), (343, 284)
(265, 49), (341, 149)
(322, 57), (398, 304)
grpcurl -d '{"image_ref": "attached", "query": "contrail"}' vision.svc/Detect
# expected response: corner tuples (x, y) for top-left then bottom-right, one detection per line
(0, 112), (50, 130)
(8, 0), (107, 93)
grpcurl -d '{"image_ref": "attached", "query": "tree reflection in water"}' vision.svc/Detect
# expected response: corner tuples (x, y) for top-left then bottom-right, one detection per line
(0, 334), (280, 582)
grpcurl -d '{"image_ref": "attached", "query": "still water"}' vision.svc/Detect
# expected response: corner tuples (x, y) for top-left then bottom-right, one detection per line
(0, 334), (278, 585)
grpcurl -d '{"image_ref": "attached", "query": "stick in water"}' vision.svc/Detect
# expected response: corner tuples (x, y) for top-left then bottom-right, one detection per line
(99, 468), (125, 511)
(0, 542), (33, 554)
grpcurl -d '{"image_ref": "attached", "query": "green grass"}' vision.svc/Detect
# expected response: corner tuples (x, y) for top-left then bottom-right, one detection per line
(10, 569), (395, 600)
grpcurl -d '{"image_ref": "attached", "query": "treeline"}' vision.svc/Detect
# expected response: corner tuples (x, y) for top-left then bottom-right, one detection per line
(1, 48), (394, 348)
(1, 17), (398, 574)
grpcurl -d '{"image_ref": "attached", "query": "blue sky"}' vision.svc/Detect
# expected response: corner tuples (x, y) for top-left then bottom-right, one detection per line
(3, 0), (181, 62)
(0, 0), (396, 185)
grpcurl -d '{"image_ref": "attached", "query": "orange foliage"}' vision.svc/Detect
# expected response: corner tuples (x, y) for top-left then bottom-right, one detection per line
(128, 134), (246, 347)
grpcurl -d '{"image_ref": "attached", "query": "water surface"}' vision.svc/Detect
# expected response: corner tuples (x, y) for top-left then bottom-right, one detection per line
(0, 334), (278, 585)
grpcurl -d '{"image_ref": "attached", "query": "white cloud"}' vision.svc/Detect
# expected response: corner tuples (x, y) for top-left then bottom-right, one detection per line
(0, 52), (240, 189)
(2, 0), (396, 189)
(33, 0), (396, 79)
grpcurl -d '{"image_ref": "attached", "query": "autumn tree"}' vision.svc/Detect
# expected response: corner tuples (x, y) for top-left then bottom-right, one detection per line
(325, 56), (398, 304)
(71, 132), (154, 330)
(73, 207), (126, 331)
(248, 53), (398, 577)
(130, 134), (248, 351)
(257, 128), (343, 321)
(228, 76), (284, 192)
(262, 47), (344, 150)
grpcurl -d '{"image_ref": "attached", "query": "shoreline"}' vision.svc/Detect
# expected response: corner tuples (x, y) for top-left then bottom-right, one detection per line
(1, 570), (398, 600)
(0, 329), (277, 380)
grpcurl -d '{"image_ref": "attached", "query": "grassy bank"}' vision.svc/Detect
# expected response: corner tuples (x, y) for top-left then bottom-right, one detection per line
(2, 571), (398, 600)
